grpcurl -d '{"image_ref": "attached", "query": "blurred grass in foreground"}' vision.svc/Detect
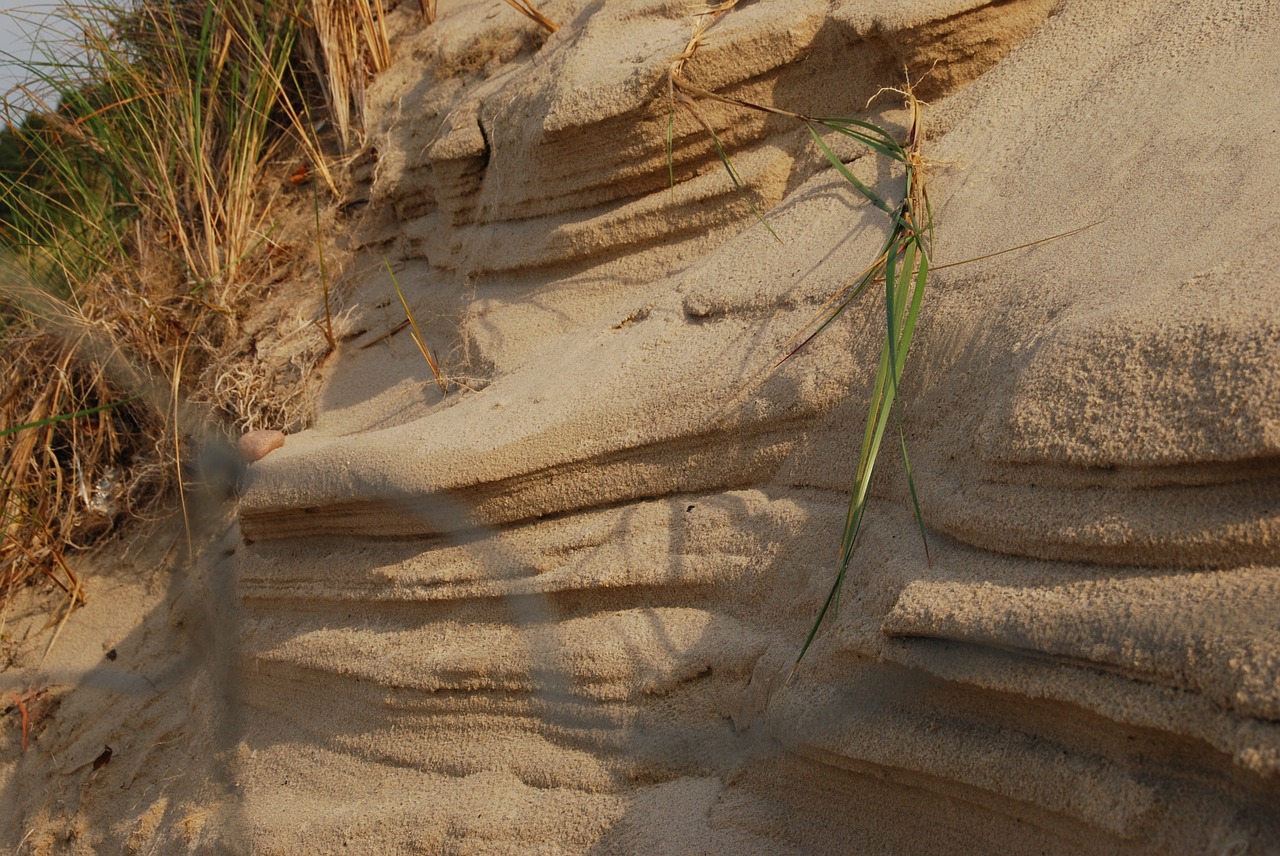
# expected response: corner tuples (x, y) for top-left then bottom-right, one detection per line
(0, 0), (389, 620)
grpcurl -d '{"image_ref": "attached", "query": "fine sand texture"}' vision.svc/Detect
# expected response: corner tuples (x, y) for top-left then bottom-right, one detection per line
(6, 0), (1280, 852)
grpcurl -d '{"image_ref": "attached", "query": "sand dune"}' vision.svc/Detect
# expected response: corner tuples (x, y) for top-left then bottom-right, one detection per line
(4, 0), (1279, 852)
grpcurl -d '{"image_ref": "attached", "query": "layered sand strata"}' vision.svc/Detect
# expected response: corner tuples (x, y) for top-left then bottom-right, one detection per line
(231, 0), (1280, 852)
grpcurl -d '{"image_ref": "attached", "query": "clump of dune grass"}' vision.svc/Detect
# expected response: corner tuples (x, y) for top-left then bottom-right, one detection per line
(2, 0), (338, 296)
(668, 10), (934, 667)
(0, 0), (389, 617)
(299, 0), (392, 153)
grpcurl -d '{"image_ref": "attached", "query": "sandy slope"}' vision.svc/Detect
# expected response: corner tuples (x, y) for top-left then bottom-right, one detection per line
(5, 0), (1280, 852)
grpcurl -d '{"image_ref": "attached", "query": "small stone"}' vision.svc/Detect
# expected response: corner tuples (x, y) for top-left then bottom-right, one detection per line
(239, 430), (286, 463)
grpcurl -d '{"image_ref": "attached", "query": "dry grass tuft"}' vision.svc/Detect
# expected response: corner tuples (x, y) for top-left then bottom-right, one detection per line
(0, 271), (169, 613)
(667, 0), (740, 88)
(433, 26), (529, 80)
(300, 0), (393, 153)
(0, 0), (390, 618)
(665, 2), (777, 234)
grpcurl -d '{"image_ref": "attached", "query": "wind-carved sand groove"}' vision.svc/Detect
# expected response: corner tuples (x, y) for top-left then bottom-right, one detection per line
(234, 0), (1280, 852)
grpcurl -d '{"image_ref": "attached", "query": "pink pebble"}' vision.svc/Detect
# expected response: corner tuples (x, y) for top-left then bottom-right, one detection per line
(239, 429), (286, 463)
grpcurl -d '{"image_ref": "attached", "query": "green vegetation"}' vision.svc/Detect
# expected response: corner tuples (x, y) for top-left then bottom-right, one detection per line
(668, 6), (934, 668)
(790, 92), (932, 666)
(4, 3), (311, 291)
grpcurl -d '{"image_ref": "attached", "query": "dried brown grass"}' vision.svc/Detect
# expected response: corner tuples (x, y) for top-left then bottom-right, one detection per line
(0, 0), (389, 619)
(499, 1), (558, 34)
(0, 267), (168, 617)
(300, 0), (393, 152)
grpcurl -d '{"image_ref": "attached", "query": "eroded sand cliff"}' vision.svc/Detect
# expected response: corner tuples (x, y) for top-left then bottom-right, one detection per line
(6, 0), (1278, 852)
(232, 0), (1280, 852)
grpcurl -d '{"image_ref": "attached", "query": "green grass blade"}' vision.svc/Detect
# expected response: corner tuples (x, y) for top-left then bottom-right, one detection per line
(805, 122), (894, 215)
(894, 238), (928, 378)
(705, 122), (780, 242)
(884, 237), (900, 383)
(793, 240), (926, 665)
(896, 410), (931, 565)
(884, 232), (916, 396)
(791, 557), (846, 672)
(796, 276), (914, 667)
(812, 115), (902, 148)
(814, 122), (904, 162)
(844, 345), (895, 556)
(0, 396), (138, 439)
(888, 236), (930, 560)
